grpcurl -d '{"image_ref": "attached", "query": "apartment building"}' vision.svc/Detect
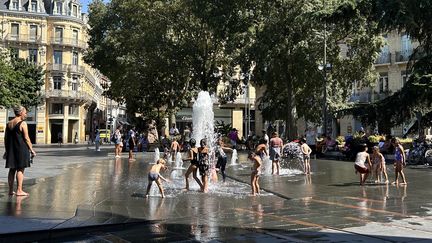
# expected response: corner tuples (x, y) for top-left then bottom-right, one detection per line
(339, 31), (424, 137)
(0, 0), (106, 144)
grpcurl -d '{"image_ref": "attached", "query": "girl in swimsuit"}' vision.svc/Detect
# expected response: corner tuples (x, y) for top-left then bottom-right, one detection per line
(371, 146), (389, 183)
(183, 139), (203, 191)
(392, 138), (407, 185)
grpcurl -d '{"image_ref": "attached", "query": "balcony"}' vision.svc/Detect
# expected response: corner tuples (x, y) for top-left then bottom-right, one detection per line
(349, 91), (371, 103)
(374, 52), (391, 65)
(44, 89), (92, 104)
(50, 37), (87, 49)
(5, 34), (44, 44)
(395, 50), (412, 63)
(47, 64), (85, 74)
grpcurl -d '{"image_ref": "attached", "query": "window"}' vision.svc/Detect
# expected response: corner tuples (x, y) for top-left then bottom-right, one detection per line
(56, 1), (63, 14)
(10, 48), (19, 59)
(71, 77), (78, 91)
(72, 52), (78, 65)
(53, 50), (62, 64)
(31, 0), (37, 11)
(401, 33), (412, 56)
(11, 23), (19, 39)
(11, 0), (19, 10)
(29, 49), (38, 63)
(72, 30), (78, 45)
(72, 5), (78, 17)
(29, 25), (37, 41)
(378, 73), (389, 93)
(51, 103), (63, 114)
(53, 76), (62, 90)
(69, 104), (78, 115)
(401, 71), (411, 87)
(55, 27), (63, 42)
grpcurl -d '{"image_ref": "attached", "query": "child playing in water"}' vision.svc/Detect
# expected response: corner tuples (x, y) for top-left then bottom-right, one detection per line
(392, 138), (407, 185)
(300, 139), (312, 174)
(145, 158), (170, 198)
(354, 144), (372, 186)
(249, 152), (262, 196)
(184, 138), (203, 191)
(255, 139), (268, 160)
(215, 138), (233, 183)
(170, 137), (181, 162)
(198, 139), (210, 193)
(371, 146), (389, 183)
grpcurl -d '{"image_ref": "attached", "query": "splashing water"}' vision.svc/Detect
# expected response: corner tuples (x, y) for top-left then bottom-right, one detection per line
(262, 155), (272, 175)
(153, 147), (160, 164)
(174, 152), (183, 169)
(230, 149), (238, 165)
(192, 91), (218, 182)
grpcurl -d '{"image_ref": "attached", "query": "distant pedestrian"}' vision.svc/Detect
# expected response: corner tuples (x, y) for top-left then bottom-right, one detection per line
(128, 127), (136, 161)
(305, 126), (317, 157)
(182, 125), (191, 151)
(169, 123), (179, 139)
(95, 129), (101, 152)
(57, 132), (63, 147)
(228, 128), (239, 149)
(4, 105), (36, 196)
(114, 125), (123, 158)
(392, 138), (407, 185)
(262, 129), (269, 150)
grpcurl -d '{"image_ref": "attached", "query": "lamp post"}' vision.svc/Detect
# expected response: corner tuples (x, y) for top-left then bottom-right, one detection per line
(319, 1), (328, 136)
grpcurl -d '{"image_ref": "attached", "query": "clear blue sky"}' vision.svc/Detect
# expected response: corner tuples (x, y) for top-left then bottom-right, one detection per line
(81, 0), (91, 13)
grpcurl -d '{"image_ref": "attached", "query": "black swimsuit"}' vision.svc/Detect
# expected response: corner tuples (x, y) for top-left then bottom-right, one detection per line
(190, 149), (199, 166)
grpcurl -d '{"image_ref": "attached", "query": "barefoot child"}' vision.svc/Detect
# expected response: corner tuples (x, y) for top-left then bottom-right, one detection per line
(371, 146), (389, 183)
(184, 139), (203, 191)
(300, 139), (312, 174)
(145, 159), (169, 198)
(170, 137), (181, 162)
(392, 138), (407, 185)
(354, 144), (372, 186)
(249, 152), (262, 196)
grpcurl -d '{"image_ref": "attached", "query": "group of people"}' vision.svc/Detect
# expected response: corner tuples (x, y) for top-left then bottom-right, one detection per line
(354, 138), (407, 186)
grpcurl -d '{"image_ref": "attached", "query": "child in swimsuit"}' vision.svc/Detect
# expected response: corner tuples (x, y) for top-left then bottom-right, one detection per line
(371, 146), (389, 183)
(145, 159), (169, 198)
(392, 138), (407, 185)
(249, 152), (262, 196)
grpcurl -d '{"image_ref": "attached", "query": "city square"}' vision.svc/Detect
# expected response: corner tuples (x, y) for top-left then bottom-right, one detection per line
(0, 146), (432, 242)
(2, 0), (432, 242)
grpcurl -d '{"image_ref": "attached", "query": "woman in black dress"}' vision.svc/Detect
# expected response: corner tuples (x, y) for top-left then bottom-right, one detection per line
(4, 105), (36, 196)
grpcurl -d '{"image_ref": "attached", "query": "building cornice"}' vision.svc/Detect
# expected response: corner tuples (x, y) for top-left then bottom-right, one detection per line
(0, 10), (86, 26)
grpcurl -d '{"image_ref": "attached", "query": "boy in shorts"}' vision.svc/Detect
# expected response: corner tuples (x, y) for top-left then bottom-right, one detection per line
(145, 159), (170, 198)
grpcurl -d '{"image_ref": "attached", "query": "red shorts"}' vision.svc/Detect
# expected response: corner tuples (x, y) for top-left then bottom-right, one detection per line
(355, 164), (369, 174)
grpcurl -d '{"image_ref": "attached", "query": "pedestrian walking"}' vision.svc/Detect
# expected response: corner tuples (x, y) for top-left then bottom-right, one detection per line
(3, 105), (36, 196)
(113, 125), (123, 158)
(57, 132), (63, 147)
(95, 129), (101, 152)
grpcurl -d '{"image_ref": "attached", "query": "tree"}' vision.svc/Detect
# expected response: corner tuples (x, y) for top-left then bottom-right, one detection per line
(333, 0), (432, 133)
(85, 0), (256, 122)
(0, 52), (44, 108)
(241, 0), (382, 139)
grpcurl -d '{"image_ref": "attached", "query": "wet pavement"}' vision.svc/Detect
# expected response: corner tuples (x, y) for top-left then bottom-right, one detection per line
(0, 146), (432, 242)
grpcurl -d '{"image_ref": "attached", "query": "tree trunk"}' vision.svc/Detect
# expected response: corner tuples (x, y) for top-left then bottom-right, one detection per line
(285, 78), (296, 140)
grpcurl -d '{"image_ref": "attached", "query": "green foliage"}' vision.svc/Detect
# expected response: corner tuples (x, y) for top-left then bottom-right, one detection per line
(367, 134), (383, 144)
(214, 120), (232, 136)
(0, 52), (44, 108)
(334, 0), (432, 129)
(241, 0), (381, 139)
(336, 135), (345, 145)
(85, 0), (256, 121)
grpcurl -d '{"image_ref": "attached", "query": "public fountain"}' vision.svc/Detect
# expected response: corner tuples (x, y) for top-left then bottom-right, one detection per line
(153, 147), (160, 164)
(230, 149), (238, 165)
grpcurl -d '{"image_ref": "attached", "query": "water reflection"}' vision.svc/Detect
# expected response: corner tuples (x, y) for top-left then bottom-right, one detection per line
(5, 195), (28, 216)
